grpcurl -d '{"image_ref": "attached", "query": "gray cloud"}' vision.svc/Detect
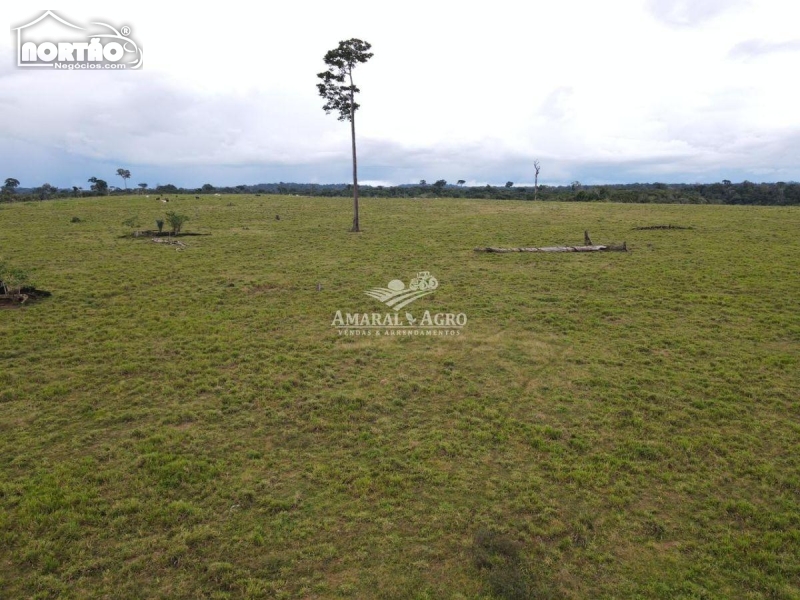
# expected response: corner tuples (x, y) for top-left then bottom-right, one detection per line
(5, 123), (799, 189)
(358, 126), (800, 186)
(1, 36), (799, 189)
(0, 63), (344, 169)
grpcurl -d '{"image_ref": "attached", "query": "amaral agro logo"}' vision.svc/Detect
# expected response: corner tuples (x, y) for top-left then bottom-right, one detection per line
(332, 271), (467, 337)
(13, 11), (143, 70)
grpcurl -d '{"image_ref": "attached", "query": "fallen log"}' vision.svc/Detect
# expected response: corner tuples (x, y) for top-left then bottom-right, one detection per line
(0, 293), (29, 304)
(633, 224), (692, 230)
(475, 242), (626, 253)
(475, 231), (627, 253)
(152, 237), (187, 250)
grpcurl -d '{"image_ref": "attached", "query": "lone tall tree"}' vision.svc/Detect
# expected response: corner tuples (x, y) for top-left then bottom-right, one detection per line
(117, 168), (131, 190)
(317, 38), (373, 232)
(533, 160), (541, 201)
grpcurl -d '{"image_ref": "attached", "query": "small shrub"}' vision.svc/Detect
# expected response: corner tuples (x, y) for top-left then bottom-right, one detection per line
(0, 262), (30, 295)
(473, 529), (521, 570)
(165, 211), (189, 235)
(122, 216), (140, 229)
(70, 216), (82, 223)
(473, 529), (541, 600)
(156, 219), (164, 233)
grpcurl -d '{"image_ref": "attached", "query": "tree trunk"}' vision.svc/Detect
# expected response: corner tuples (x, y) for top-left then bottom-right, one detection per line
(349, 78), (360, 233)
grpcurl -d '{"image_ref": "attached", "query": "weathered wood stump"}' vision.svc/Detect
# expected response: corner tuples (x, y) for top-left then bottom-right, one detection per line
(475, 231), (626, 253)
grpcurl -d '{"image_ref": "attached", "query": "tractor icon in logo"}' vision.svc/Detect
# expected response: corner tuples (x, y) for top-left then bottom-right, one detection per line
(409, 271), (438, 292)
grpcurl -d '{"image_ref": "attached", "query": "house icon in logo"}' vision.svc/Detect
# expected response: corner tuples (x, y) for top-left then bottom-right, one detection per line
(13, 11), (85, 67)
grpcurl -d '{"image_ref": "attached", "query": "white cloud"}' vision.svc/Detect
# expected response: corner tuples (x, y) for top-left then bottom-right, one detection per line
(646, 0), (749, 26)
(729, 39), (800, 59)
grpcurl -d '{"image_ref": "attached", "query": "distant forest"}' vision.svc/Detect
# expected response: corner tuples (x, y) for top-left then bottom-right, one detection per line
(3, 180), (799, 205)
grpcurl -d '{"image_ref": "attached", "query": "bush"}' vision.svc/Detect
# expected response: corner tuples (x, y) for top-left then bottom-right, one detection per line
(70, 216), (82, 223)
(165, 212), (189, 235)
(156, 219), (164, 233)
(122, 216), (140, 229)
(473, 529), (542, 600)
(0, 261), (29, 295)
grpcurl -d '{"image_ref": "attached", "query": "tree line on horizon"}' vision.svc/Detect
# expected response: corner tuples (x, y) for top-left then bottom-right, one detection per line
(2, 177), (799, 205)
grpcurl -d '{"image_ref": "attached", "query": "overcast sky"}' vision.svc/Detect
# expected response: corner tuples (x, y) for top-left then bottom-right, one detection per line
(2, 0), (799, 188)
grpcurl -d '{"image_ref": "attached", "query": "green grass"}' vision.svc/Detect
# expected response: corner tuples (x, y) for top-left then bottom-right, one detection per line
(1, 195), (798, 599)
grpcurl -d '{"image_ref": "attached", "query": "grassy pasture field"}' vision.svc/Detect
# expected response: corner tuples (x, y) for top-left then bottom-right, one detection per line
(0, 195), (798, 599)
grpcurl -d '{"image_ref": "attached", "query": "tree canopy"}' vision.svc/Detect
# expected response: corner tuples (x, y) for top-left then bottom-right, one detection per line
(316, 39), (373, 122)
(116, 168), (131, 190)
(88, 177), (109, 195)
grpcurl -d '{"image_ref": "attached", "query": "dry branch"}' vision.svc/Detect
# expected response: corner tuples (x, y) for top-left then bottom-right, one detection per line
(0, 293), (29, 304)
(151, 237), (187, 250)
